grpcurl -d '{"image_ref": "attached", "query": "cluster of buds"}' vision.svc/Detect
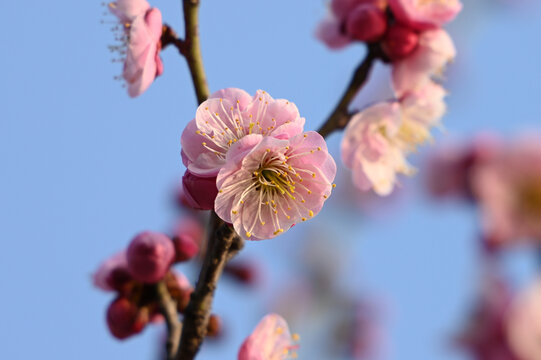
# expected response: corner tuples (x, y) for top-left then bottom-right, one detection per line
(317, 0), (461, 195)
(93, 227), (209, 340)
(318, 0), (461, 62)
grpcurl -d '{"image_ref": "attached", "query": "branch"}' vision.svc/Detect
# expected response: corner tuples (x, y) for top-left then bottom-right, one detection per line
(161, 25), (186, 56)
(176, 212), (244, 360)
(317, 46), (379, 138)
(182, 0), (210, 105)
(155, 281), (182, 360)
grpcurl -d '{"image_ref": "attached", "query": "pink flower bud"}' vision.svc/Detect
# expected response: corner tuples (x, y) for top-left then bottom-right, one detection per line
(345, 4), (387, 43)
(381, 25), (419, 61)
(126, 232), (175, 283)
(172, 218), (204, 262)
(182, 170), (218, 211)
(224, 262), (258, 285)
(106, 297), (148, 340)
(173, 234), (200, 262)
(93, 251), (133, 293)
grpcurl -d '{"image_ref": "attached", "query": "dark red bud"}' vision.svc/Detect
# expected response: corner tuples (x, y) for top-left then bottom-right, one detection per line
(381, 24), (419, 60)
(106, 297), (148, 340)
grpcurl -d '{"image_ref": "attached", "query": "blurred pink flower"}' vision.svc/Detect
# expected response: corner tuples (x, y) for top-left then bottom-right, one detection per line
(341, 102), (410, 195)
(389, 0), (462, 30)
(472, 139), (541, 247)
(93, 250), (132, 292)
(108, 1), (163, 97)
(507, 277), (541, 360)
(455, 273), (518, 360)
(342, 82), (445, 195)
(425, 135), (501, 200)
(238, 314), (299, 360)
(392, 29), (456, 97)
(215, 132), (336, 240)
(181, 88), (305, 178)
(126, 231), (175, 283)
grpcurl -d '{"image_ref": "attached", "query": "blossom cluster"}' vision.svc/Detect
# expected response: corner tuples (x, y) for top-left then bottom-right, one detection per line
(93, 226), (202, 339)
(181, 88), (337, 240)
(317, 0), (460, 195)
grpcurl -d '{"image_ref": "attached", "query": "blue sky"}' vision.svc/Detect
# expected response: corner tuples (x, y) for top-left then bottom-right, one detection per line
(1, 1), (541, 359)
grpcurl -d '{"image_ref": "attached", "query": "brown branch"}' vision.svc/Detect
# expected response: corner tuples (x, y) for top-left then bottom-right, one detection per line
(176, 212), (244, 360)
(161, 25), (186, 56)
(155, 281), (182, 360)
(317, 45), (380, 138)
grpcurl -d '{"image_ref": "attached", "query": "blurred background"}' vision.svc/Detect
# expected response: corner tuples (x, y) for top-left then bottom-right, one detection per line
(1, 0), (541, 359)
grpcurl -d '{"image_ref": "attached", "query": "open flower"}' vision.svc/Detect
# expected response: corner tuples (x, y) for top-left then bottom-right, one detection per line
(181, 89), (305, 178)
(108, 0), (163, 97)
(238, 314), (299, 360)
(389, 0), (462, 30)
(471, 138), (541, 247)
(215, 132), (336, 240)
(392, 29), (456, 96)
(342, 82), (445, 195)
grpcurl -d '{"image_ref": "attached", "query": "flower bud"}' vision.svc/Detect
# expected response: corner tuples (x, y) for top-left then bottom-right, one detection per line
(207, 314), (222, 337)
(127, 231), (175, 283)
(106, 297), (148, 340)
(182, 170), (218, 210)
(224, 262), (258, 286)
(345, 4), (387, 43)
(173, 234), (199, 262)
(93, 251), (133, 293)
(381, 25), (419, 61)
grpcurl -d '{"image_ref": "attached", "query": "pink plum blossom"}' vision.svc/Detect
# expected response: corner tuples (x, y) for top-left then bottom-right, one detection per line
(215, 132), (336, 240)
(471, 138), (541, 247)
(93, 250), (132, 292)
(507, 277), (541, 360)
(392, 29), (456, 96)
(341, 102), (411, 195)
(389, 0), (462, 30)
(181, 88), (305, 178)
(108, 1), (163, 97)
(238, 314), (299, 360)
(126, 231), (175, 283)
(342, 82), (445, 195)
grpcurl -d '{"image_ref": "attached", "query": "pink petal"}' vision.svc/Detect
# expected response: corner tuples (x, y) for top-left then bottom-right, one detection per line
(315, 15), (352, 50)
(238, 314), (297, 360)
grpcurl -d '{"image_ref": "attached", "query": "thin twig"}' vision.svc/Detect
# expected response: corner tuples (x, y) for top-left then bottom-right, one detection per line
(155, 281), (182, 360)
(176, 212), (244, 360)
(317, 46), (380, 138)
(182, 0), (209, 105)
